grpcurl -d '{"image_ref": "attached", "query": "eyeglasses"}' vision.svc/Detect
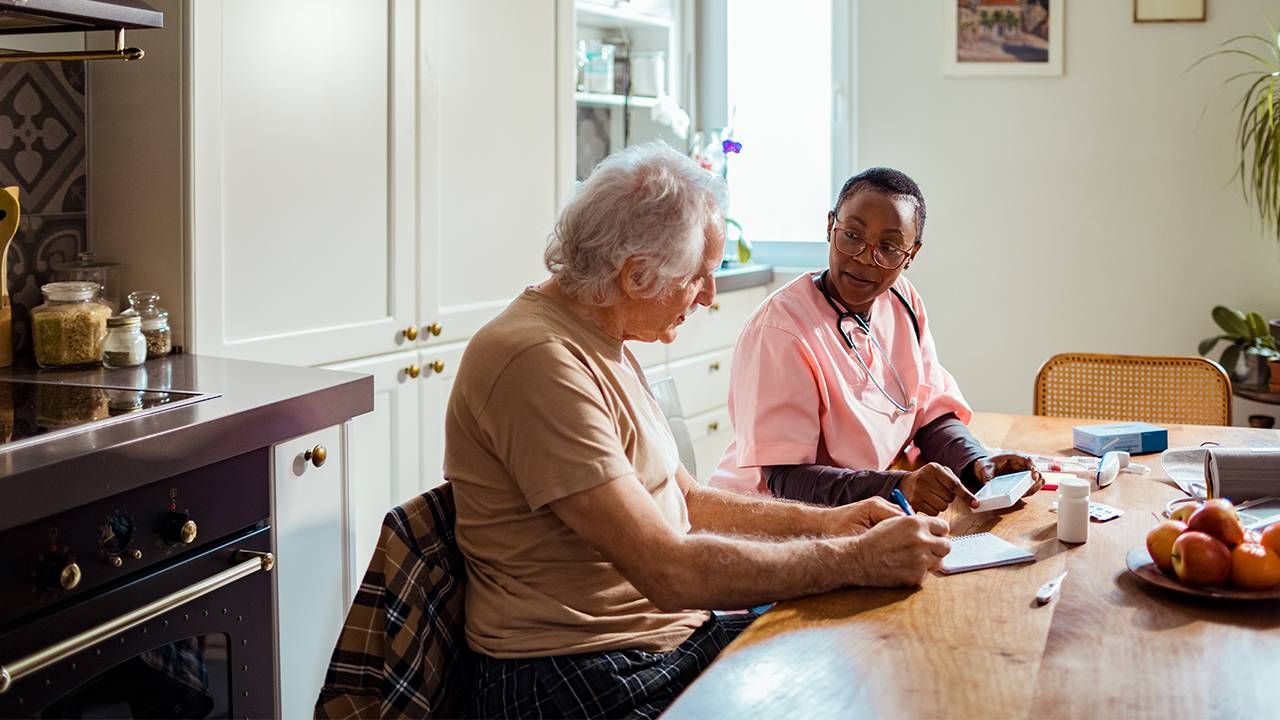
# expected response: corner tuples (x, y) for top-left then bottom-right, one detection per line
(830, 224), (918, 269)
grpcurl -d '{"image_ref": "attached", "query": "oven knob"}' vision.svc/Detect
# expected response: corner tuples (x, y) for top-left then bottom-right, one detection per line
(163, 512), (198, 545)
(40, 556), (81, 591)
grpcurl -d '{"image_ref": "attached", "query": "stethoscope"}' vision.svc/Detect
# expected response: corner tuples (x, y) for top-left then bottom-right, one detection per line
(814, 270), (916, 415)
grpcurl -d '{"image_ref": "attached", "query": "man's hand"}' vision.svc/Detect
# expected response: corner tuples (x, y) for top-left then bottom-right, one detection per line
(845, 515), (952, 587)
(972, 453), (1044, 497)
(821, 497), (903, 536)
(897, 462), (979, 515)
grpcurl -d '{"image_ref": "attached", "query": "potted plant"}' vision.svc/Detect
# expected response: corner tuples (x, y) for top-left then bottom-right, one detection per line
(1199, 305), (1280, 387)
(1194, 30), (1280, 239)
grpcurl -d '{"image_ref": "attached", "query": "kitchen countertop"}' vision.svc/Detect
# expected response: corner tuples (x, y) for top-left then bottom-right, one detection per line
(714, 263), (773, 293)
(0, 354), (372, 532)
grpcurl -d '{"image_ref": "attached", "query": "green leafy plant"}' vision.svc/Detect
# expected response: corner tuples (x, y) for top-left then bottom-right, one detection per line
(1192, 26), (1280, 239)
(1199, 305), (1280, 373)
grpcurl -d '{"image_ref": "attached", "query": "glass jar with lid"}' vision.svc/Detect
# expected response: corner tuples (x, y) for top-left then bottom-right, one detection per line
(103, 314), (146, 368)
(51, 252), (124, 312)
(126, 290), (171, 358)
(31, 281), (112, 368)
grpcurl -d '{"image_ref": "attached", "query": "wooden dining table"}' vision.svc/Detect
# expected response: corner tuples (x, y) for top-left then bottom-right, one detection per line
(664, 413), (1280, 719)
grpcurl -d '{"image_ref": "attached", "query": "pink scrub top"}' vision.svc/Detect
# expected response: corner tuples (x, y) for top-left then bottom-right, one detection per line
(709, 272), (972, 494)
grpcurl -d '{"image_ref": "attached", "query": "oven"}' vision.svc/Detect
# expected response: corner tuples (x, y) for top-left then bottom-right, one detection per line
(0, 448), (277, 719)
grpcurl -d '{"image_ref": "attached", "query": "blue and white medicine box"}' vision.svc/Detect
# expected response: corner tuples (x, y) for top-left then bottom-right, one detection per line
(1072, 422), (1168, 456)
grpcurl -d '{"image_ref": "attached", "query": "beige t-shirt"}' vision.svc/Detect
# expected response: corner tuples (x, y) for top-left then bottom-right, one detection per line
(445, 288), (708, 659)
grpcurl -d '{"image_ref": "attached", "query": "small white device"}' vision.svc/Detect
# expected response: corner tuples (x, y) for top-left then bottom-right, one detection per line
(974, 471), (1034, 512)
(1035, 571), (1068, 605)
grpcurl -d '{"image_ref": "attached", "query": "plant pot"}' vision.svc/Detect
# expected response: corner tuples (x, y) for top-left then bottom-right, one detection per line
(1233, 351), (1272, 389)
(1270, 359), (1280, 393)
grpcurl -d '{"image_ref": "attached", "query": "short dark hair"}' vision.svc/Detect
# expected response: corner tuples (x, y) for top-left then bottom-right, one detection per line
(832, 167), (926, 243)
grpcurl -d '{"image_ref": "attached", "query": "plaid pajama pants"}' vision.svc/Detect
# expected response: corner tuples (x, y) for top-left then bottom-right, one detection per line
(471, 612), (758, 720)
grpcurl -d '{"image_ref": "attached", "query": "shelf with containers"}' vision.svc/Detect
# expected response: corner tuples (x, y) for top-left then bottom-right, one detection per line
(572, 0), (693, 181)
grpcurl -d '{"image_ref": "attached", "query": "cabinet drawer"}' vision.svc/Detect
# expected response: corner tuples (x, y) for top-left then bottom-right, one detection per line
(668, 286), (768, 360)
(666, 348), (732, 417)
(688, 407), (732, 485)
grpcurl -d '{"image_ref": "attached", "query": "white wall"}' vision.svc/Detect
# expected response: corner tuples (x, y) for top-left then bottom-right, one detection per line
(856, 0), (1280, 414)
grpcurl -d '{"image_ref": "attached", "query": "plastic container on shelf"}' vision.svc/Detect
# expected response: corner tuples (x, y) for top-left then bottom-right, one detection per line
(31, 281), (112, 368)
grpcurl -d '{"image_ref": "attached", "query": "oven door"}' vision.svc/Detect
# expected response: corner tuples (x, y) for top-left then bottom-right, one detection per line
(0, 526), (277, 719)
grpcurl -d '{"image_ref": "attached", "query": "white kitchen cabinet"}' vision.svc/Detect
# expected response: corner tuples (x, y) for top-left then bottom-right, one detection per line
(418, 341), (470, 487)
(418, 0), (560, 346)
(188, 0), (419, 366)
(688, 406), (732, 484)
(272, 425), (349, 720)
(324, 351), (423, 597)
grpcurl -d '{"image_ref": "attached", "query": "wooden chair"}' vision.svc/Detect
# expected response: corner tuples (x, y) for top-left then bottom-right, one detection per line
(1033, 353), (1232, 426)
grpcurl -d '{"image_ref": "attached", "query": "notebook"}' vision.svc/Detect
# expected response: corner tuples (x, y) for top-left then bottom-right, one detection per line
(939, 532), (1035, 575)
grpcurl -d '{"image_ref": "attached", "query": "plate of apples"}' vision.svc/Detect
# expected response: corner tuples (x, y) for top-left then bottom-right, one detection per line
(1130, 499), (1280, 599)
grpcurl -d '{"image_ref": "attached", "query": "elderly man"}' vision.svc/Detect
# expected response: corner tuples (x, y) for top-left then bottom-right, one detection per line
(446, 143), (951, 720)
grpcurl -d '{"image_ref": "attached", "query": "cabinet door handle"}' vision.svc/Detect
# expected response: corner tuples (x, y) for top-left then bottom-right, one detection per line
(402, 326), (419, 341)
(405, 364), (421, 379)
(708, 421), (720, 433)
(303, 445), (328, 468)
(709, 303), (721, 312)
(709, 361), (721, 372)
(429, 360), (445, 374)
(426, 322), (443, 337)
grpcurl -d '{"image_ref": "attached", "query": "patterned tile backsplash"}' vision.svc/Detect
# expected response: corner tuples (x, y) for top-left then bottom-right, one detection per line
(0, 61), (87, 356)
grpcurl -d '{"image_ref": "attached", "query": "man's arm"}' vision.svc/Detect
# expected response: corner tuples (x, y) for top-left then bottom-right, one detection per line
(549, 473), (952, 611)
(679, 464), (891, 539)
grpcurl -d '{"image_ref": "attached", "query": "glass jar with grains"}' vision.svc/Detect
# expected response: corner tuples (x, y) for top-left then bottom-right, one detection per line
(103, 314), (146, 368)
(31, 282), (112, 368)
(125, 290), (171, 358)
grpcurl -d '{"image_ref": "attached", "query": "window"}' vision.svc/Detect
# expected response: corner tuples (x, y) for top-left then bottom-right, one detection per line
(724, 0), (852, 246)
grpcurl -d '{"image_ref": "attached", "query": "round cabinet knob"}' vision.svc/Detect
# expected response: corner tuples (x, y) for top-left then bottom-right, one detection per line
(59, 562), (81, 590)
(710, 303), (721, 312)
(403, 326), (419, 341)
(708, 421), (720, 433)
(405, 364), (421, 379)
(709, 361), (721, 372)
(163, 512), (198, 545)
(429, 360), (445, 374)
(427, 322), (443, 337)
(304, 445), (328, 468)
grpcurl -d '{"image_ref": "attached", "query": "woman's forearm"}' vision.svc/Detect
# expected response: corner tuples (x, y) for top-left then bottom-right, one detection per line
(914, 413), (987, 491)
(765, 464), (907, 506)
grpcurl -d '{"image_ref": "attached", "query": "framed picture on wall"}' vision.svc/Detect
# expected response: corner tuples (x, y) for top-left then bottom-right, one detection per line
(945, 0), (1064, 77)
(1134, 0), (1205, 23)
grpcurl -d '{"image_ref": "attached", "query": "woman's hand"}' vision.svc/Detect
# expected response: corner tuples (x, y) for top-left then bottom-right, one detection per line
(898, 462), (980, 515)
(972, 453), (1044, 497)
(822, 496), (903, 536)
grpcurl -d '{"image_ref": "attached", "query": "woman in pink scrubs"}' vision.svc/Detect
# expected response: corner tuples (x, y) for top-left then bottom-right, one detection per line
(710, 168), (1041, 515)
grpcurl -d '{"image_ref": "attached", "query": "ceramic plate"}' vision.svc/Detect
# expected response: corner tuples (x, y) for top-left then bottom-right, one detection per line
(1125, 547), (1280, 600)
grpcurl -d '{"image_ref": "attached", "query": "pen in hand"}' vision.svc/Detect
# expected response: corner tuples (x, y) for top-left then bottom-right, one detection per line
(890, 488), (914, 516)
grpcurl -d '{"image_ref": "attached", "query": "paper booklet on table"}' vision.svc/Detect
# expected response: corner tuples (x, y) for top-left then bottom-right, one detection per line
(939, 532), (1035, 575)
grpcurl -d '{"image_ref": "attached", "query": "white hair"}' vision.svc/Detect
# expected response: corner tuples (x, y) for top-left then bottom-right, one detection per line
(545, 142), (728, 306)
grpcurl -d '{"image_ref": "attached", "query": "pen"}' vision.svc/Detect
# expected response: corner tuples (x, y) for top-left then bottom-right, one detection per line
(890, 488), (914, 515)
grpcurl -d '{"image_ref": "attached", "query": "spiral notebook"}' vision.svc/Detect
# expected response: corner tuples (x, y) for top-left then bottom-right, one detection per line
(940, 532), (1035, 575)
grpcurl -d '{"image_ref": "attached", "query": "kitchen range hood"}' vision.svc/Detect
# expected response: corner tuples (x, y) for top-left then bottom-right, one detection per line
(0, 0), (162, 63)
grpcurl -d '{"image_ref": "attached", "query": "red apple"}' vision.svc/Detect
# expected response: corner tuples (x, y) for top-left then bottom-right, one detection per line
(1231, 543), (1280, 590)
(1171, 531), (1232, 586)
(1145, 520), (1188, 574)
(1186, 499), (1244, 547)
(1170, 502), (1199, 524)
(1261, 524), (1280, 556)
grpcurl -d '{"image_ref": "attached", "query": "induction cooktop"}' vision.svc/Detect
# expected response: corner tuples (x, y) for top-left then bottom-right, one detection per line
(0, 378), (218, 454)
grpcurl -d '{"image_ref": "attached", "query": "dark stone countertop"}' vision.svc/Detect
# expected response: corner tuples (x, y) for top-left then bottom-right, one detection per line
(0, 353), (373, 532)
